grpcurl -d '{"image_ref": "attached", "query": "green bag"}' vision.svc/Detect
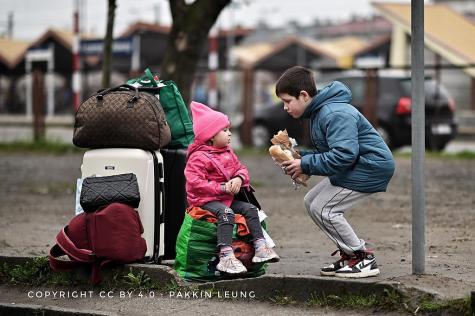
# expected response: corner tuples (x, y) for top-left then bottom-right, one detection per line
(174, 213), (267, 282)
(127, 69), (194, 148)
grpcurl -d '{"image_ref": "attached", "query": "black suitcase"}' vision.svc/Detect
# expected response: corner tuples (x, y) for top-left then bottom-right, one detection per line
(161, 148), (188, 260)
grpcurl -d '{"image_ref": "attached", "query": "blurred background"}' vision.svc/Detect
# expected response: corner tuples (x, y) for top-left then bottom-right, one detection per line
(0, 0), (474, 150)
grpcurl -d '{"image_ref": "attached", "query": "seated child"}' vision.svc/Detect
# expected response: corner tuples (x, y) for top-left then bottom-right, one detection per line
(185, 101), (279, 274)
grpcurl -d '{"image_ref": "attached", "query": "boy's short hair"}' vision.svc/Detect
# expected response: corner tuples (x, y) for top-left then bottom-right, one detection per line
(275, 66), (317, 98)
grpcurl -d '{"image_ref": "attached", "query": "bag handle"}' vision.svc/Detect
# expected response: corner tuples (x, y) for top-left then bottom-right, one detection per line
(144, 68), (158, 87)
(48, 226), (95, 272)
(96, 84), (163, 101)
(56, 227), (95, 262)
(96, 83), (137, 96)
(49, 244), (84, 271)
(95, 84), (140, 107)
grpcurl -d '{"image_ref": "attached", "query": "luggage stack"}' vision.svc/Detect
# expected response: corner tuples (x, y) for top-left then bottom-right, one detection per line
(81, 149), (165, 262)
(73, 78), (193, 263)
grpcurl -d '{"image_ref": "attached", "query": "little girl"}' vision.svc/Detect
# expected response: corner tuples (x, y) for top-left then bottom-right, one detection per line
(185, 101), (279, 274)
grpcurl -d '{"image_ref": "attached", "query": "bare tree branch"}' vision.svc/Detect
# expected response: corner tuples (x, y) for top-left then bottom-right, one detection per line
(160, 0), (231, 105)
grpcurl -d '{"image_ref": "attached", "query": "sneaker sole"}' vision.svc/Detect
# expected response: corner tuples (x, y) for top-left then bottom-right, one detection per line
(320, 271), (336, 276)
(216, 264), (247, 274)
(216, 267), (247, 274)
(252, 256), (280, 263)
(335, 268), (380, 278)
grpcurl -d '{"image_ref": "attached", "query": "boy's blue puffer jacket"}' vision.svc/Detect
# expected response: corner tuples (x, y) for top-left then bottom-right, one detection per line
(300, 81), (395, 193)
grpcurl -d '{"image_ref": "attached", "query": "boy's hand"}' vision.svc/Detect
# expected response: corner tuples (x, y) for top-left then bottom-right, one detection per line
(281, 159), (303, 180)
(225, 177), (242, 194)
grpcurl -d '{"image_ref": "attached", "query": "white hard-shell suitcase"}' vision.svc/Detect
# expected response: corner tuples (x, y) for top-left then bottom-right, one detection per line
(81, 148), (165, 262)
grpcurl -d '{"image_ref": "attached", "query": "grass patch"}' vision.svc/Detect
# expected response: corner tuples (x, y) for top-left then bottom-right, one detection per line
(269, 292), (297, 305)
(0, 257), (85, 286)
(394, 150), (475, 160)
(0, 139), (84, 154)
(0, 257), (188, 294)
(306, 289), (403, 311)
(305, 290), (473, 315)
(416, 295), (473, 315)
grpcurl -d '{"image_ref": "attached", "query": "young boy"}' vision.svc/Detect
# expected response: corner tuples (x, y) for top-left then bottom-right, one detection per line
(276, 66), (395, 278)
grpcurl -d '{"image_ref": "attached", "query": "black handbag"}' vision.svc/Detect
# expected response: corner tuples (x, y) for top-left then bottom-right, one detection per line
(80, 173), (140, 212)
(235, 186), (261, 210)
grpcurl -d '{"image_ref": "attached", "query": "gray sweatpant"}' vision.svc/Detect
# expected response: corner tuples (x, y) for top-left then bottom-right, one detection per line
(304, 178), (371, 255)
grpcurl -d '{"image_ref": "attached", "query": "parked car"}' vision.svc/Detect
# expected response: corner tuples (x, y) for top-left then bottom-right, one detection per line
(249, 74), (457, 151)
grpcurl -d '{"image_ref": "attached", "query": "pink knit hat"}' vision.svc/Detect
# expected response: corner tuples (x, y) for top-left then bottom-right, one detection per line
(190, 101), (230, 142)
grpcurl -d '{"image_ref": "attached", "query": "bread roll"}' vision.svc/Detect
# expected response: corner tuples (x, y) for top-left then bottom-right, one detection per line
(269, 145), (309, 186)
(271, 130), (292, 148)
(269, 145), (293, 164)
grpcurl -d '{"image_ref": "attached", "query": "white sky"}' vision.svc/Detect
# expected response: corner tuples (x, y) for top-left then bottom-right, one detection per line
(0, 0), (412, 41)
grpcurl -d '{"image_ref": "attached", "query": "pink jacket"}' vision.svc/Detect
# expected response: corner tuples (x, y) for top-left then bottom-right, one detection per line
(185, 141), (250, 207)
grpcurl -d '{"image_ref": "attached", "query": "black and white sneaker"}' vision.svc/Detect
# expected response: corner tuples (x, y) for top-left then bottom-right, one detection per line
(334, 250), (380, 278)
(320, 249), (353, 276)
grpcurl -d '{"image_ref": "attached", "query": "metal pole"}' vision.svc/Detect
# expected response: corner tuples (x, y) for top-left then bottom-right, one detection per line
(411, 0), (425, 275)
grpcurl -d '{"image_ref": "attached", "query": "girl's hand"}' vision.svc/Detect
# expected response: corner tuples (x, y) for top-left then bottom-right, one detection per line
(226, 177), (242, 194)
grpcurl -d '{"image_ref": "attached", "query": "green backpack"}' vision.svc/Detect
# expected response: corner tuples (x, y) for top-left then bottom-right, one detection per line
(174, 213), (267, 282)
(127, 69), (194, 148)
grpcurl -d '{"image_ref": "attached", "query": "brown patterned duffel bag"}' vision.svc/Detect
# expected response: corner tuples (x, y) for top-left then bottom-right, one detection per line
(73, 84), (171, 150)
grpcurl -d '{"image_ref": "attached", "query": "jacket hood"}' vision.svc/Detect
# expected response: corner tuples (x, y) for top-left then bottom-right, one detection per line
(302, 81), (352, 118)
(186, 140), (230, 159)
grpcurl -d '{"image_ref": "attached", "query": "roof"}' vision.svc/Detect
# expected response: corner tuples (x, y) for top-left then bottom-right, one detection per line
(121, 22), (171, 37)
(373, 2), (475, 77)
(316, 16), (392, 38)
(29, 28), (74, 50)
(353, 34), (391, 57)
(232, 35), (387, 69)
(29, 28), (98, 50)
(231, 36), (334, 69)
(314, 36), (368, 68)
(121, 21), (253, 38)
(0, 37), (29, 69)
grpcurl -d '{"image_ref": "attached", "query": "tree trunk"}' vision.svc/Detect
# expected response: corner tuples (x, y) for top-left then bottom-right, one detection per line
(102, 0), (117, 88)
(161, 0), (230, 105)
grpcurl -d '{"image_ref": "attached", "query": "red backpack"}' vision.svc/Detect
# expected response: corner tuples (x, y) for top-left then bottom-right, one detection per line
(49, 203), (147, 284)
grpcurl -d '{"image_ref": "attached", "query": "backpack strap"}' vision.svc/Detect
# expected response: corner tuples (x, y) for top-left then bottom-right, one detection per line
(48, 226), (95, 271)
(56, 226), (95, 262)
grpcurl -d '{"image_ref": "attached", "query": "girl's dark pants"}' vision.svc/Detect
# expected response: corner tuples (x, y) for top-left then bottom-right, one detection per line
(202, 200), (263, 247)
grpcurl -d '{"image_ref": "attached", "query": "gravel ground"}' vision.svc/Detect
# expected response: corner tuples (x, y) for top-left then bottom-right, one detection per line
(0, 151), (473, 300)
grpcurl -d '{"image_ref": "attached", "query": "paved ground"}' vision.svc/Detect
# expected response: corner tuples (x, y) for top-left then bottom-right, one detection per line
(0, 285), (407, 316)
(0, 147), (474, 312)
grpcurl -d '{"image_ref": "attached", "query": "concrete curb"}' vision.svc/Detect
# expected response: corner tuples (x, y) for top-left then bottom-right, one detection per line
(195, 274), (440, 302)
(0, 256), (441, 304)
(0, 303), (114, 316)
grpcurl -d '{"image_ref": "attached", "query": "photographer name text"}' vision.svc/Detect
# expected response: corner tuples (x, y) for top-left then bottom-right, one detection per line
(27, 290), (256, 300)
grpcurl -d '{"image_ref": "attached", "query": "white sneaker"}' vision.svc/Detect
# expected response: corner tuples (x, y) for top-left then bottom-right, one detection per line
(252, 245), (280, 263)
(320, 249), (353, 276)
(334, 250), (380, 278)
(216, 256), (247, 274)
